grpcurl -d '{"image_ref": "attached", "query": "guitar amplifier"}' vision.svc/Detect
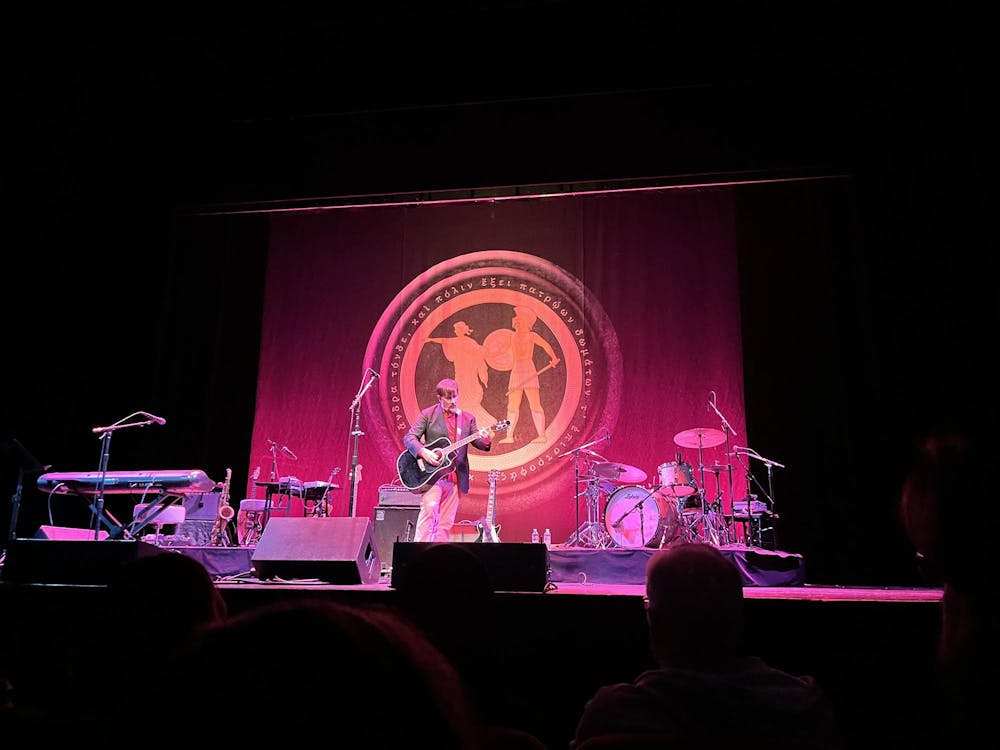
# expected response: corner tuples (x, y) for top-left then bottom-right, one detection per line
(373, 505), (420, 573)
(377, 484), (423, 507)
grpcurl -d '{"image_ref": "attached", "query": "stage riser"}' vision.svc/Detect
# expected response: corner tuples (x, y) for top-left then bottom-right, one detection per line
(547, 546), (805, 587)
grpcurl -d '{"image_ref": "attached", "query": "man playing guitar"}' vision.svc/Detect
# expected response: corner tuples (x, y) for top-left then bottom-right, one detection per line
(401, 378), (495, 542)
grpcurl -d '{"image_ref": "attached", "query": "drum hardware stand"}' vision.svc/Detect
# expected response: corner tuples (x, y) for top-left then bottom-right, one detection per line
(674, 426), (730, 547)
(560, 431), (614, 548)
(693, 444), (730, 546)
(703, 465), (732, 546)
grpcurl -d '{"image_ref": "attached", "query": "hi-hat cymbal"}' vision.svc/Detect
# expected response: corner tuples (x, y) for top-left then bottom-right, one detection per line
(673, 427), (726, 449)
(703, 464), (731, 474)
(593, 462), (648, 484)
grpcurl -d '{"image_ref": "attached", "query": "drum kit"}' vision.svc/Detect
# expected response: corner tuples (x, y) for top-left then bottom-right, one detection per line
(564, 425), (758, 549)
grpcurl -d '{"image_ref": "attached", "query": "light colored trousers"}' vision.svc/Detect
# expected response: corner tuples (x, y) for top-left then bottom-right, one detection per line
(414, 477), (460, 542)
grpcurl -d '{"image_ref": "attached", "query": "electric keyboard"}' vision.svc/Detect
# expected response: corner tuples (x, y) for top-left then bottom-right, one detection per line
(37, 469), (218, 495)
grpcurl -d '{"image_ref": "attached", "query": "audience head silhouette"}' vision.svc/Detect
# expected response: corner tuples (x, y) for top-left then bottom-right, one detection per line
(106, 550), (228, 638)
(645, 541), (744, 670)
(900, 421), (998, 744)
(571, 541), (843, 749)
(162, 598), (483, 749)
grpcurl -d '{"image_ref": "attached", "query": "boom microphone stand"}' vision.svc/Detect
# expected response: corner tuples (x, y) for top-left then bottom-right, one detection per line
(346, 368), (379, 517)
(731, 445), (784, 548)
(89, 411), (167, 540)
(708, 392), (738, 544)
(4, 439), (50, 543)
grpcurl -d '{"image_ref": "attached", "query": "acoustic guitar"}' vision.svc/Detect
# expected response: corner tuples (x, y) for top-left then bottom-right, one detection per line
(396, 419), (509, 492)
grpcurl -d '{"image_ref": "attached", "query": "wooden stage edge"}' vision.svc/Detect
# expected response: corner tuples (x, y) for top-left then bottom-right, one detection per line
(214, 577), (944, 603)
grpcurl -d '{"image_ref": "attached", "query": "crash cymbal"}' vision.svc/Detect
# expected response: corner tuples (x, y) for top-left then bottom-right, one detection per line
(673, 427), (726, 449)
(593, 462), (648, 484)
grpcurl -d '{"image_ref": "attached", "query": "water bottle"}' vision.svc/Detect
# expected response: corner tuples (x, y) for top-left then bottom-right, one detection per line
(531, 528), (540, 544)
(543, 528), (552, 549)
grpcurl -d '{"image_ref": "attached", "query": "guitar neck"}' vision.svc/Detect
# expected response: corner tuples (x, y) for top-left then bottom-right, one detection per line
(486, 485), (496, 521)
(442, 430), (484, 456)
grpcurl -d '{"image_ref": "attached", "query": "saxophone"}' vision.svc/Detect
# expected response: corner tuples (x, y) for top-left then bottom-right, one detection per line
(210, 468), (234, 546)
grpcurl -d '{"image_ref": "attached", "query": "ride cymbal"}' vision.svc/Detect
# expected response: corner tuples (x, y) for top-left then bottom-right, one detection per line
(673, 428), (726, 449)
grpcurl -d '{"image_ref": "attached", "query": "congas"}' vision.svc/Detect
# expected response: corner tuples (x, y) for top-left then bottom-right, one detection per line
(604, 485), (681, 548)
(656, 461), (697, 497)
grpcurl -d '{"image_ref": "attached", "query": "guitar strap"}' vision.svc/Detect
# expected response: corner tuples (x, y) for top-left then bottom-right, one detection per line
(444, 408), (459, 485)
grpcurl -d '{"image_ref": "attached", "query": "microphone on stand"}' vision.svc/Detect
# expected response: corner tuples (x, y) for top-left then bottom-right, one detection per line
(91, 411), (167, 433)
(708, 391), (716, 411)
(280, 445), (298, 460)
(367, 368), (380, 379)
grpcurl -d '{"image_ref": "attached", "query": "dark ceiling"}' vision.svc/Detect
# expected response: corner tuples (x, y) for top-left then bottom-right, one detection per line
(8, 3), (991, 210)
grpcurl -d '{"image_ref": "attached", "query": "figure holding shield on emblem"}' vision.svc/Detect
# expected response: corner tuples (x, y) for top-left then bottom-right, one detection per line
(422, 320), (498, 428)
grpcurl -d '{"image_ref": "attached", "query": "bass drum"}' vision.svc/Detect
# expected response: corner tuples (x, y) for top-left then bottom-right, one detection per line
(604, 485), (681, 548)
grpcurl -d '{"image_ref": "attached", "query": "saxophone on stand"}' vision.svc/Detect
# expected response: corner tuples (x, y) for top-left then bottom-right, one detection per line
(210, 468), (234, 546)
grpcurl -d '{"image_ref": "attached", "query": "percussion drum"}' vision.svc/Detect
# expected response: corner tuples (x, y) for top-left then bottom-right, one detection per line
(656, 461), (697, 497)
(604, 485), (681, 548)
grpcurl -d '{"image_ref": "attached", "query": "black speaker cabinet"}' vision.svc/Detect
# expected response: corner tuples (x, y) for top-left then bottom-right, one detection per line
(1, 538), (162, 584)
(251, 516), (381, 584)
(33, 525), (110, 541)
(390, 542), (549, 592)
(372, 505), (420, 572)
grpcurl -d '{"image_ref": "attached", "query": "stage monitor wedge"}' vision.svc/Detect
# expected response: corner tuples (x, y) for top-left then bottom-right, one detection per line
(251, 516), (381, 584)
(1, 538), (161, 584)
(390, 542), (549, 592)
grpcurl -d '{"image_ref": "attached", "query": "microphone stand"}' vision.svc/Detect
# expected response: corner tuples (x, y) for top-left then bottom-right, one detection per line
(4, 438), (48, 543)
(262, 442), (280, 527)
(611, 495), (647, 545)
(709, 397), (738, 544)
(89, 411), (163, 541)
(732, 446), (784, 548)
(347, 370), (378, 518)
(8, 466), (26, 543)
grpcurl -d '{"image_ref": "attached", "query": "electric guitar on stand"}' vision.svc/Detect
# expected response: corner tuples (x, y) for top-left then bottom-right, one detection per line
(237, 466), (263, 546)
(475, 469), (502, 543)
(396, 419), (509, 491)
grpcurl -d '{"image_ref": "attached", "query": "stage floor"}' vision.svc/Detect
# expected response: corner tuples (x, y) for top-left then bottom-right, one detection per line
(181, 541), (809, 583)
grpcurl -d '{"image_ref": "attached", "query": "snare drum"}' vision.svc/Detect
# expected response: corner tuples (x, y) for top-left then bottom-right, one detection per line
(604, 485), (681, 548)
(657, 461), (697, 497)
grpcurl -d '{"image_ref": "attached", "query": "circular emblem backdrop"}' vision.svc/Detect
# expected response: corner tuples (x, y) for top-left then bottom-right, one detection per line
(364, 250), (622, 512)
